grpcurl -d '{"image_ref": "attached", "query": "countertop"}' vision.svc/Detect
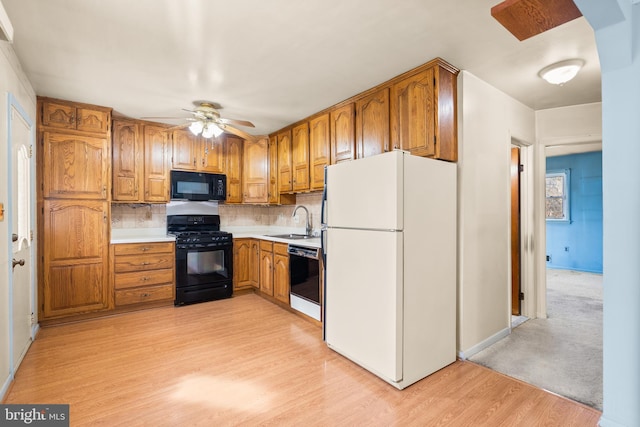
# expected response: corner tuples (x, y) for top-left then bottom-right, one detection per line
(110, 226), (321, 249)
(111, 228), (176, 244)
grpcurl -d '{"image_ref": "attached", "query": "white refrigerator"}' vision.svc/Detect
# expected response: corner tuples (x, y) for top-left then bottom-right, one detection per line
(322, 150), (456, 390)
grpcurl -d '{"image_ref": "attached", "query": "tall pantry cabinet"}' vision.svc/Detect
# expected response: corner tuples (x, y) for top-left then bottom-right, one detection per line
(37, 97), (112, 322)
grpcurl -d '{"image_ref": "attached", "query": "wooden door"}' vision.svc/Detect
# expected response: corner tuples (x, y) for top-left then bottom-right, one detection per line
(250, 240), (260, 288)
(390, 68), (436, 157)
(200, 136), (225, 173)
(243, 138), (268, 204)
(112, 120), (141, 201)
(143, 125), (170, 202)
(225, 136), (243, 203)
(259, 241), (274, 296)
(309, 113), (330, 190)
(42, 131), (109, 199)
(172, 129), (197, 170)
(42, 199), (110, 318)
(277, 130), (293, 193)
(356, 88), (390, 159)
(233, 238), (258, 290)
(292, 122), (310, 191)
(511, 147), (521, 315)
(330, 103), (355, 164)
(273, 244), (290, 304)
(268, 136), (279, 204)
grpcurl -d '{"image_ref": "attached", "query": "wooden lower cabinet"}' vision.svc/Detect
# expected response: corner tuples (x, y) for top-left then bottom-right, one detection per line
(273, 243), (290, 304)
(233, 238), (259, 290)
(259, 240), (274, 296)
(111, 242), (175, 308)
(42, 199), (110, 319)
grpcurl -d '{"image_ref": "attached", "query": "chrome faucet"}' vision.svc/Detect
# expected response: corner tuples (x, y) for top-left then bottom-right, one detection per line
(292, 205), (312, 236)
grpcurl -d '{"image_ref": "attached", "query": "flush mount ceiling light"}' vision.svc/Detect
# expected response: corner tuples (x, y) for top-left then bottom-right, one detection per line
(538, 59), (585, 85)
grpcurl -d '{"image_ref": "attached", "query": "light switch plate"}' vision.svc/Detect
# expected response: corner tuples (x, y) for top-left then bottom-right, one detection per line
(0, 202), (4, 221)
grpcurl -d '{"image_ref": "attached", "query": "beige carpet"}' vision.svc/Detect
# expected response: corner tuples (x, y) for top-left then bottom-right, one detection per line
(469, 269), (603, 409)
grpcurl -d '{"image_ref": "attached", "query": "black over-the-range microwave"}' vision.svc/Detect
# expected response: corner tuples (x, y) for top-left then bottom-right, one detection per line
(170, 170), (227, 201)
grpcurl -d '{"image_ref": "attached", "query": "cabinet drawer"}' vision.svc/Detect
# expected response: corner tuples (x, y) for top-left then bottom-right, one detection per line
(115, 284), (174, 306)
(113, 242), (174, 256)
(114, 252), (174, 273)
(115, 268), (174, 289)
(274, 242), (289, 256)
(260, 240), (273, 251)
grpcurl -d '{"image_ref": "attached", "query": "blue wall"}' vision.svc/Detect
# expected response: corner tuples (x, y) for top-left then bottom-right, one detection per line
(546, 151), (603, 273)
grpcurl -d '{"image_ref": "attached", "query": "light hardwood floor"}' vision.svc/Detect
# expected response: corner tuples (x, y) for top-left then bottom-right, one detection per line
(4, 294), (601, 426)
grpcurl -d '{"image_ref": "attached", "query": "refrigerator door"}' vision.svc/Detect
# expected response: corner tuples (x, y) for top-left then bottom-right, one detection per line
(325, 227), (403, 382)
(326, 151), (403, 231)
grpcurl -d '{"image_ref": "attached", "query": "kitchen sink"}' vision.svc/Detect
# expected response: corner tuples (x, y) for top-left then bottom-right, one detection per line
(267, 233), (315, 240)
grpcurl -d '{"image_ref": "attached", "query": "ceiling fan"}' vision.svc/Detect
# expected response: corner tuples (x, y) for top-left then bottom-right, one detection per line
(143, 101), (258, 141)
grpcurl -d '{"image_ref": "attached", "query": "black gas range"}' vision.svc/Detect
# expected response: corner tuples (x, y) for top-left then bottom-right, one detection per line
(167, 214), (233, 306)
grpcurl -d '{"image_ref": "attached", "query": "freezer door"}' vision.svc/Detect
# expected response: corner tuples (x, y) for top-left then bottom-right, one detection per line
(326, 151), (403, 230)
(325, 228), (403, 382)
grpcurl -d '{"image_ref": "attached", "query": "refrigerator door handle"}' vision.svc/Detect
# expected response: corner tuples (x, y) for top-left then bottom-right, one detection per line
(321, 165), (328, 228)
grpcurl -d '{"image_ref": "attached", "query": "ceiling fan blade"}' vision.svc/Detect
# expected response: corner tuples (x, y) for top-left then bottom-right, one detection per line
(218, 117), (255, 128)
(220, 124), (258, 142)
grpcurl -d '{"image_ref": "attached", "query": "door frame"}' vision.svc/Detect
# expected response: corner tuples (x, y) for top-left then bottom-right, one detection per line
(510, 139), (535, 320)
(6, 92), (37, 381)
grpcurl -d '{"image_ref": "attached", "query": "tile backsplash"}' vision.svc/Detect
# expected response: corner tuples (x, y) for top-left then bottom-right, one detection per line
(111, 192), (323, 231)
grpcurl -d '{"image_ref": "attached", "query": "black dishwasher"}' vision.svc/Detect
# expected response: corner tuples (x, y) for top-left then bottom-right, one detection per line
(288, 245), (321, 320)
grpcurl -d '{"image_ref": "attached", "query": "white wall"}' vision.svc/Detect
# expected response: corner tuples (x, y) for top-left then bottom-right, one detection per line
(0, 40), (36, 400)
(457, 71), (535, 358)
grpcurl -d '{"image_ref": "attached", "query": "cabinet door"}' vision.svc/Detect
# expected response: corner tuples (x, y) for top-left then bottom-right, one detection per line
(292, 122), (310, 191)
(172, 129), (197, 170)
(225, 135), (243, 203)
(233, 238), (257, 290)
(250, 240), (260, 287)
(76, 107), (110, 133)
(273, 249), (290, 304)
(41, 101), (76, 130)
(268, 136), (279, 204)
(277, 130), (293, 193)
(330, 103), (355, 164)
(144, 125), (170, 202)
(259, 242), (274, 296)
(309, 113), (330, 190)
(356, 88), (390, 159)
(243, 137), (268, 204)
(390, 68), (436, 157)
(200, 136), (225, 173)
(43, 199), (110, 318)
(112, 120), (142, 201)
(43, 131), (109, 199)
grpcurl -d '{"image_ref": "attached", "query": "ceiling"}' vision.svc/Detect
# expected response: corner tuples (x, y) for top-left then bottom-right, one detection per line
(2, 0), (601, 136)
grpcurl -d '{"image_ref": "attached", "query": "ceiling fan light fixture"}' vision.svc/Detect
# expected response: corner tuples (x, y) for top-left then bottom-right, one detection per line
(189, 121), (204, 136)
(202, 122), (223, 139)
(538, 59), (584, 85)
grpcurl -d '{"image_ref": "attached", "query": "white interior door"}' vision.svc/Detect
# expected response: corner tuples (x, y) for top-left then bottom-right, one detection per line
(325, 227), (403, 382)
(10, 102), (34, 371)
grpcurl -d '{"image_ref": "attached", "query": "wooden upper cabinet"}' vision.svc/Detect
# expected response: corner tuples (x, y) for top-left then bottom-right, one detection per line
(144, 125), (170, 202)
(243, 137), (268, 204)
(330, 103), (355, 164)
(41, 99), (110, 134)
(201, 137), (225, 173)
(309, 113), (330, 190)
(356, 88), (390, 159)
(42, 199), (110, 318)
(225, 135), (243, 203)
(277, 130), (293, 193)
(390, 62), (458, 161)
(292, 122), (310, 191)
(268, 135), (279, 204)
(172, 129), (198, 170)
(43, 131), (109, 199)
(112, 119), (142, 202)
(390, 68), (436, 158)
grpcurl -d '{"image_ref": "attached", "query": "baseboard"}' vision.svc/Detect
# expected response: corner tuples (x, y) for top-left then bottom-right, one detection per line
(598, 415), (627, 427)
(1, 373), (12, 403)
(457, 327), (510, 360)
